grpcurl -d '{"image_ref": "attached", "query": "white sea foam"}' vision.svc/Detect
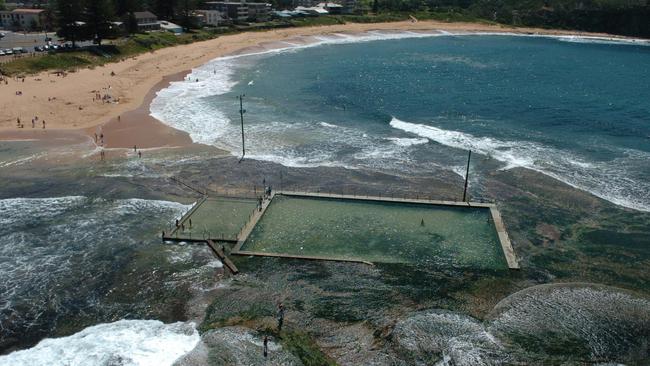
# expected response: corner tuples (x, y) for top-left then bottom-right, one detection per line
(390, 117), (650, 212)
(0, 320), (200, 366)
(319, 121), (338, 128)
(0, 152), (47, 168)
(384, 137), (429, 147)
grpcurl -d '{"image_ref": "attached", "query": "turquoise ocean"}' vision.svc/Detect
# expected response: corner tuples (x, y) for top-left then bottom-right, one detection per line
(151, 32), (650, 212)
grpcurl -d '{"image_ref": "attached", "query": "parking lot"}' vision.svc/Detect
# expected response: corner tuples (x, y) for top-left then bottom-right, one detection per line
(0, 30), (94, 61)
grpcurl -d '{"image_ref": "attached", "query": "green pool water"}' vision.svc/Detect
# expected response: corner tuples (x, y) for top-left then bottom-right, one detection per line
(242, 195), (509, 269)
(180, 197), (258, 240)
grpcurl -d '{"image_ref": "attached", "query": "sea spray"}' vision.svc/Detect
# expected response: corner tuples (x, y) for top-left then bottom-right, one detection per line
(0, 320), (199, 366)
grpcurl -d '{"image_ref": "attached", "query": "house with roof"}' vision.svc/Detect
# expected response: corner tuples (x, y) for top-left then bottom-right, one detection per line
(133, 11), (161, 31)
(0, 8), (46, 30)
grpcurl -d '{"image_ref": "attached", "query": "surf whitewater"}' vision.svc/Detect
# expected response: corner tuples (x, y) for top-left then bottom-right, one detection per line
(151, 31), (650, 212)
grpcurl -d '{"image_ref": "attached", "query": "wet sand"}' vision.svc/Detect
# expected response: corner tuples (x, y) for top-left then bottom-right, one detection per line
(96, 71), (194, 149)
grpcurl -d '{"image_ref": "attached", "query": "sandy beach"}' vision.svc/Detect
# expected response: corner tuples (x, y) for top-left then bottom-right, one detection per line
(0, 20), (639, 148)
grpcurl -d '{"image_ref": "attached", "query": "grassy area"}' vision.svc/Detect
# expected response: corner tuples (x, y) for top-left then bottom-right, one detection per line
(0, 13), (493, 76)
(0, 29), (226, 76)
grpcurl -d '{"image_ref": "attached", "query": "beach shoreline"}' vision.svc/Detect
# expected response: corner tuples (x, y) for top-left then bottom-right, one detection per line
(0, 20), (646, 148)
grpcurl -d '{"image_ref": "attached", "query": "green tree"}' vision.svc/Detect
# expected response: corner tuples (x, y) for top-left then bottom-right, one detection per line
(114, 0), (140, 16)
(124, 12), (139, 34)
(55, 0), (86, 47)
(149, 0), (178, 20)
(86, 0), (115, 45)
(178, 0), (198, 30)
(0, 0), (6, 11)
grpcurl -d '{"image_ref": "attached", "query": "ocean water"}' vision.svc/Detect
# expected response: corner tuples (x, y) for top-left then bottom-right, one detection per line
(0, 196), (193, 354)
(151, 32), (650, 212)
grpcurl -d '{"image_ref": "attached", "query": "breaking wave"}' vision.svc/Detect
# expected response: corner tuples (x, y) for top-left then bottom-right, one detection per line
(0, 320), (199, 366)
(389, 117), (650, 212)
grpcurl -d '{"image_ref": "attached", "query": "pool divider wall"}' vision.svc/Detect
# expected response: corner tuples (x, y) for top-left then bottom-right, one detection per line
(230, 190), (520, 270)
(168, 196), (207, 237)
(232, 191), (276, 253)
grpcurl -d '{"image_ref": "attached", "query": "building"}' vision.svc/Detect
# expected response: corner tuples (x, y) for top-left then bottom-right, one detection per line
(203, 1), (271, 22)
(246, 2), (271, 21)
(196, 9), (227, 26)
(0, 8), (46, 30)
(338, 0), (358, 14)
(0, 11), (12, 29)
(203, 2), (248, 22)
(317, 2), (343, 14)
(292, 0), (356, 14)
(159, 21), (183, 34)
(294, 5), (328, 15)
(133, 11), (160, 31)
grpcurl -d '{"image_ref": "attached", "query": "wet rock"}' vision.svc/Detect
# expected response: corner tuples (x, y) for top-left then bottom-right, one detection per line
(391, 310), (506, 365)
(175, 326), (302, 366)
(488, 283), (650, 363)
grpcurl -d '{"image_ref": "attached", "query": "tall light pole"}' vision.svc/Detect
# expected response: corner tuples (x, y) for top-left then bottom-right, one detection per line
(462, 150), (472, 202)
(238, 94), (246, 162)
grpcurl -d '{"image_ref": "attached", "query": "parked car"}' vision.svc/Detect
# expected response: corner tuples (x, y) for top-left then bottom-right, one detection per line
(0, 50), (5, 56)
(0, 32), (6, 39)
(3, 49), (13, 55)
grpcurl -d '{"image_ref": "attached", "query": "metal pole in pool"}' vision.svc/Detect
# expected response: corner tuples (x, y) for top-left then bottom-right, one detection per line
(462, 150), (472, 202)
(238, 94), (246, 162)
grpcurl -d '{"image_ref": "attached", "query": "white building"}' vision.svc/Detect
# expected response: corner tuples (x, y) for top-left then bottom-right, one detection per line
(197, 9), (226, 26)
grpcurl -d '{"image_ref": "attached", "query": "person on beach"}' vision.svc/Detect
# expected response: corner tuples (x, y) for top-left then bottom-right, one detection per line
(277, 303), (285, 332)
(175, 219), (179, 227)
(138, 151), (142, 158)
(42, 120), (45, 129)
(31, 119), (34, 128)
(263, 336), (269, 358)
(134, 145), (137, 152)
